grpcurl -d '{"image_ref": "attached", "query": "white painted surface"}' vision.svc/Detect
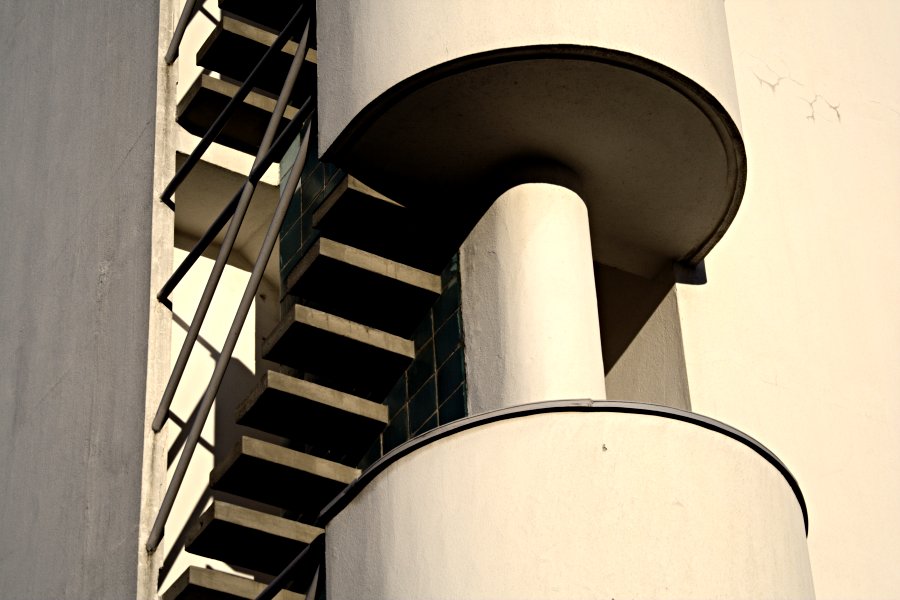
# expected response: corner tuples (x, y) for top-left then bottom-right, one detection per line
(317, 0), (740, 156)
(460, 184), (605, 414)
(676, 2), (900, 598)
(327, 411), (814, 599)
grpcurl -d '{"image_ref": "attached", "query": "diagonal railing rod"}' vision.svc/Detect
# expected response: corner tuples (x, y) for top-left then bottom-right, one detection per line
(160, 3), (307, 203)
(164, 0), (202, 66)
(156, 115), (305, 302)
(151, 20), (311, 434)
(256, 534), (324, 600)
(198, 5), (219, 26)
(156, 95), (309, 305)
(147, 121), (312, 553)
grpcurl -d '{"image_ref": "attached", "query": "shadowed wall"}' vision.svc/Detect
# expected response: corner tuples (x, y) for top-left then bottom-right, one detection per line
(0, 1), (159, 597)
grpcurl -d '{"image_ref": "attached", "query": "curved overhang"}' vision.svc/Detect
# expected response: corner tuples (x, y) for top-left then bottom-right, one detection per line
(322, 46), (746, 278)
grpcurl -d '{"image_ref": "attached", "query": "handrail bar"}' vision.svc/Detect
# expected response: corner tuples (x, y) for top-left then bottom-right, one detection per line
(156, 90), (309, 304)
(150, 21), (311, 434)
(256, 534), (324, 600)
(160, 3), (307, 203)
(146, 120), (312, 553)
(164, 0), (202, 66)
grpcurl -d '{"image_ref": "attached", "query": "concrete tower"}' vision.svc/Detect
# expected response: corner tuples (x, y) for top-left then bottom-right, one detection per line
(2, 2), (899, 600)
(313, 2), (811, 598)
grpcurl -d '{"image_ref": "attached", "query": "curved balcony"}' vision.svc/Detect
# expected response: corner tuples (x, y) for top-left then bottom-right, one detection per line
(322, 401), (813, 599)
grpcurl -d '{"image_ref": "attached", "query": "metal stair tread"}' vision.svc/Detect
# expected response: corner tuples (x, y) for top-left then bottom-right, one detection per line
(286, 237), (441, 336)
(262, 304), (415, 399)
(176, 73), (298, 155)
(162, 566), (304, 600)
(185, 500), (321, 575)
(211, 436), (359, 514)
(197, 13), (317, 100)
(236, 370), (388, 461)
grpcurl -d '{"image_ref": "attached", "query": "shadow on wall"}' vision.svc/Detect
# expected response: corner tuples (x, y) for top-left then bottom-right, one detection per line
(594, 262), (691, 410)
(158, 312), (274, 585)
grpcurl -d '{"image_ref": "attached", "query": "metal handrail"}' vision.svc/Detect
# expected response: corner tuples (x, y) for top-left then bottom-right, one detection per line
(156, 109), (306, 304)
(151, 19), (311, 434)
(160, 3), (307, 203)
(256, 534), (325, 600)
(147, 13), (312, 551)
(164, 0), (202, 66)
(146, 119), (312, 553)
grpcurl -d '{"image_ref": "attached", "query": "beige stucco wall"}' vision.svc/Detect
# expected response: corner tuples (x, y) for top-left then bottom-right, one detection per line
(678, 2), (900, 598)
(327, 411), (813, 599)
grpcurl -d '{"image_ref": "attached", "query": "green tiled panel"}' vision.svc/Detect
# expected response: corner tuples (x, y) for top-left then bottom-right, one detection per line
(277, 124), (468, 466)
(408, 377), (437, 434)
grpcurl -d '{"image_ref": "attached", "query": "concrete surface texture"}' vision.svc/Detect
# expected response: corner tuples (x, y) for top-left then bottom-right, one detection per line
(460, 184), (606, 414)
(326, 411), (814, 599)
(678, 1), (900, 598)
(0, 1), (159, 598)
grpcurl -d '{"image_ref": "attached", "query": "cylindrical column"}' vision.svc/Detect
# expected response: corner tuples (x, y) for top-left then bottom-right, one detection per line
(460, 183), (605, 414)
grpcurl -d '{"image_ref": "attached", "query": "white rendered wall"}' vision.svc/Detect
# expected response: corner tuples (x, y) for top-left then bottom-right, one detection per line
(460, 184), (606, 414)
(327, 411), (813, 600)
(316, 0), (740, 155)
(678, 2), (900, 598)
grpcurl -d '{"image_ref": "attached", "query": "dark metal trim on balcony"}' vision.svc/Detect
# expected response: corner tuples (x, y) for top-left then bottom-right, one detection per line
(317, 399), (809, 534)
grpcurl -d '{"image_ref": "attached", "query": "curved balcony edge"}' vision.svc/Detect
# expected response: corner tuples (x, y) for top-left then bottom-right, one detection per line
(319, 398), (806, 533)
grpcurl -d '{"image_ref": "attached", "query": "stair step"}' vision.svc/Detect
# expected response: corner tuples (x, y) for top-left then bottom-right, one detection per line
(211, 436), (359, 516)
(218, 0), (311, 34)
(162, 566), (303, 600)
(263, 305), (415, 399)
(185, 500), (321, 575)
(313, 176), (456, 273)
(198, 13), (317, 100)
(177, 73), (299, 155)
(286, 237), (441, 337)
(237, 370), (388, 462)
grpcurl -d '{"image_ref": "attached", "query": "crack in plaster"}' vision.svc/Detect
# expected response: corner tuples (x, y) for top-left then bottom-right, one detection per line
(800, 94), (842, 123)
(748, 56), (841, 124)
